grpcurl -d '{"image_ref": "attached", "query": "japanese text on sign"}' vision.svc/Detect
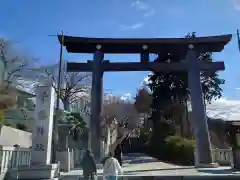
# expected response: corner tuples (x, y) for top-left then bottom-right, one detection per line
(34, 144), (44, 151)
(37, 126), (44, 136)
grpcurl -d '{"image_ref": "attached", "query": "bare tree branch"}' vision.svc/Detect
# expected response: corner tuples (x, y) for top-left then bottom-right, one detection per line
(0, 38), (38, 93)
(28, 62), (92, 110)
(103, 94), (140, 130)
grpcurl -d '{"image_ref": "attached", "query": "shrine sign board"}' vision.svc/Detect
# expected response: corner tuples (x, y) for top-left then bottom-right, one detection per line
(31, 85), (55, 165)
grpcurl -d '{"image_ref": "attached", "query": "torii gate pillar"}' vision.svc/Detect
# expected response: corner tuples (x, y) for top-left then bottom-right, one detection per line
(89, 47), (104, 160)
(186, 45), (216, 167)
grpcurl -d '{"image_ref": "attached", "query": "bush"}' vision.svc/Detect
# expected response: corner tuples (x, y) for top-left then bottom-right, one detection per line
(16, 123), (27, 131)
(163, 136), (195, 165)
(128, 130), (196, 166)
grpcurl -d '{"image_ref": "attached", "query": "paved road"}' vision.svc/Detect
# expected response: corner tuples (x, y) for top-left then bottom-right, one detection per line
(59, 153), (239, 180)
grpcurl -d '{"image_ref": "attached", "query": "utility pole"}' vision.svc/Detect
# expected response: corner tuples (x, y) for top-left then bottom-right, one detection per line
(237, 29), (240, 52)
(52, 31), (64, 163)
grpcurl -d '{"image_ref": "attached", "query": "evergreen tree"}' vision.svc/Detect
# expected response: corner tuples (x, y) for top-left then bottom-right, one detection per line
(148, 33), (225, 147)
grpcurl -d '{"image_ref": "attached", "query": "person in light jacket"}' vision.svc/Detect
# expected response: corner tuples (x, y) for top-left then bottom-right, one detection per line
(103, 152), (122, 180)
(81, 149), (97, 180)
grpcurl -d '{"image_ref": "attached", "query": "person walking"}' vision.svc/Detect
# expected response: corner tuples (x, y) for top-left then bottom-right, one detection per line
(80, 149), (97, 180)
(114, 144), (123, 167)
(103, 152), (122, 180)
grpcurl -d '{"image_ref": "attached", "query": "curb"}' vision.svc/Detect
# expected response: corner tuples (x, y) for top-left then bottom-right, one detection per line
(59, 175), (240, 180)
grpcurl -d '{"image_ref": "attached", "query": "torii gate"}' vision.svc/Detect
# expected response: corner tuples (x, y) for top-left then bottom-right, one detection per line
(58, 34), (231, 167)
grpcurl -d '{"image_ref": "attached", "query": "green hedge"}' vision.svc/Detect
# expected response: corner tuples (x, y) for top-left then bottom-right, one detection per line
(163, 136), (195, 165)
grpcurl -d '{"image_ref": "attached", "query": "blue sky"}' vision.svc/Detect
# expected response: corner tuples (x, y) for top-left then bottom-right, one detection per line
(1, 0), (240, 100)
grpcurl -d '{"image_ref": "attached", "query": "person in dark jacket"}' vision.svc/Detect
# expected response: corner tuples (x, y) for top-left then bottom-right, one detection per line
(114, 144), (122, 167)
(80, 149), (97, 180)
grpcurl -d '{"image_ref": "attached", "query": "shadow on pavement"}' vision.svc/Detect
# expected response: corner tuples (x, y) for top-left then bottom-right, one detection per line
(197, 168), (236, 175)
(128, 158), (158, 164)
(123, 153), (159, 164)
(61, 168), (193, 178)
(123, 156), (141, 161)
(123, 153), (151, 160)
(121, 166), (194, 174)
(59, 175), (80, 179)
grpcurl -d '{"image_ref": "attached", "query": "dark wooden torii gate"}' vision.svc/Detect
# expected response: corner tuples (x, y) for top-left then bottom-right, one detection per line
(58, 34), (231, 167)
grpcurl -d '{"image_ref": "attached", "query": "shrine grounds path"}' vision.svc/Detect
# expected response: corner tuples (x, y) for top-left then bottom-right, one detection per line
(59, 153), (240, 180)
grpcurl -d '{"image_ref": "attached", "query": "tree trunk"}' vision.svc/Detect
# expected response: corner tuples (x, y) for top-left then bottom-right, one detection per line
(179, 102), (185, 137)
(63, 98), (70, 111)
(109, 127), (129, 156)
(151, 116), (163, 143)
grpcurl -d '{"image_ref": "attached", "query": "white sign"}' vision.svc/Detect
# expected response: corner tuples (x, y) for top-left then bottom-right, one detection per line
(31, 85), (55, 165)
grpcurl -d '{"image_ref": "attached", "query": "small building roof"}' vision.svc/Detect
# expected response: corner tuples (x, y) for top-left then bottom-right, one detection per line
(16, 88), (35, 98)
(226, 121), (240, 126)
(58, 34), (232, 54)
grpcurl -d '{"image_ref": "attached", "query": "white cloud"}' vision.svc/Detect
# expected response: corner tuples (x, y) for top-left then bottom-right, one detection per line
(120, 93), (133, 101)
(141, 73), (153, 86)
(233, 0), (240, 10)
(206, 98), (240, 120)
(144, 9), (155, 17)
(131, 23), (144, 29)
(131, 1), (149, 10)
(119, 23), (144, 31)
(131, 1), (155, 18)
(141, 76), (149, 87)
(103, 92), (133, 103)
(143, 76), (150, 83)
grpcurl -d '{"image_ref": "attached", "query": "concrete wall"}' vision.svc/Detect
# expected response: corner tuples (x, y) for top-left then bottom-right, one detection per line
(0, 126), (31, 148)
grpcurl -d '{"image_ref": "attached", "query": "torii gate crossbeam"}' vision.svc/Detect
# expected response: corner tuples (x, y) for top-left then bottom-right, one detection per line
(67, 61), (225, 72)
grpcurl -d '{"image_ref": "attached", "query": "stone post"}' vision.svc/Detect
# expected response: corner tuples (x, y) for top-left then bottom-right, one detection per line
(56, 124), (73, 172)
(58, 125), (69, 150)
(89, 45), (104, 160)
(16, 82), (59, 179)
(186, 44), (217, 168)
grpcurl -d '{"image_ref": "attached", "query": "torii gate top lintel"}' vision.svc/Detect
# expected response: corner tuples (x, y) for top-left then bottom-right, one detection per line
(58, 34), (232, 54)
